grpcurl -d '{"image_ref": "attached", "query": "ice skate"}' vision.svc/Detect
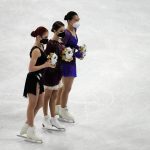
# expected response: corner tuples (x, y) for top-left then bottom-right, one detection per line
(58, 107), (75, 123)
(26, 127), (43, 143)
(50, 116), (65, 131)
(42, 115), (61, 131)
(17, 123), (29, 138)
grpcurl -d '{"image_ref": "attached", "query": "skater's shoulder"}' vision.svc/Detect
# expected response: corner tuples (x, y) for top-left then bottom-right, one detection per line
(30, 47), (41, 58)
(65, 29), (71, 36)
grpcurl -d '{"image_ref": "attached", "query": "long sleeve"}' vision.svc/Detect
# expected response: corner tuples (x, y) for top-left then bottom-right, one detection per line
(74, 50), (82, 58)
(62, 30), (82, 59)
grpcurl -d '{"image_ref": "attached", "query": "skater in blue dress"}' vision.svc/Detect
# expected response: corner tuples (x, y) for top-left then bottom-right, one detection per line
(56, 11), (86, 123)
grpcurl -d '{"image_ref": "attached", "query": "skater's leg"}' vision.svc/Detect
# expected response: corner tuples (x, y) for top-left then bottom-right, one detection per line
(26, 83), (39, 126)
(26, 95), (38, 127)
(26, 84), (43, 142)
(43, 89), (52, 116)
(61, 77), (74, 108)
(34, 92), (44, 117)
(43, 90), (65, 131)
(55, 87), (63, 116)
(57, 77), (75, 123)
(50, 90), (65, 130)
(49, 90), (58, 117)
(56, 87), (62, 105)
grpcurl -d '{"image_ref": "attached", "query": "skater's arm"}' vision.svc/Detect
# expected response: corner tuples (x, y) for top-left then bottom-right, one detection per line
(72, 44), (83, 59)
(64, 36), (82, 59)
(29, 48), (52, 72)
(74, 49), (83, 59)
(74, 44), (87, 59)
(63, 30), (83, 59)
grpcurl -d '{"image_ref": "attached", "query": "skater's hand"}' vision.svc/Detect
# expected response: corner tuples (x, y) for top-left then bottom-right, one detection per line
(78, 44), (87, 60)
(44, 60), (56, 68)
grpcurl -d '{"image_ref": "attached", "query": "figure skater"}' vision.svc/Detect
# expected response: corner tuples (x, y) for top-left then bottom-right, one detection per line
(42, 21), (66, 131)
(56, 11), (86, 123)
(19, 26), (55, 143)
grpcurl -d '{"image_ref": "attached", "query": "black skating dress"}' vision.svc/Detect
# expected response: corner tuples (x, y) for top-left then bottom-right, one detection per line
(23, 46), (47, 97)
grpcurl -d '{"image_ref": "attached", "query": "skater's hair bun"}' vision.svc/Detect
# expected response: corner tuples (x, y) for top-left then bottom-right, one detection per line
(64, 11), (78, 21)
(51, 21), (64, 32)
(31, 31), (36, 37)
(31, 26), (48, 37)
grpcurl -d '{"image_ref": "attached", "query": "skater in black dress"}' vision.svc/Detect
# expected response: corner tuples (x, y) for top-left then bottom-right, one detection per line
(19, 26), (55, 142)
(42, 21), (65, 130)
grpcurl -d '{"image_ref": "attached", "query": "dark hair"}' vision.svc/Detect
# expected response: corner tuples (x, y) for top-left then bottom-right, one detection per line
(31, 26), (48, 37)
(51, 21), (64, 32)
(64, 11), (78, 21)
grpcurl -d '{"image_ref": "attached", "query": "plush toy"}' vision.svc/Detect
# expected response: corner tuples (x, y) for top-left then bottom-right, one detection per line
(79, 44), (87, 59)
(62, 47), (74, 62)
(47, 53), (58, 65)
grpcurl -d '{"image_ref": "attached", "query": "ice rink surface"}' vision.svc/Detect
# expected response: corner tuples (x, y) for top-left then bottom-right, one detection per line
(0, 0), (150, 149)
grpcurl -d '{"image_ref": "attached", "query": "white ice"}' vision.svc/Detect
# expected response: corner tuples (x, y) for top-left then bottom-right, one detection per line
(0, 0), (150, 149)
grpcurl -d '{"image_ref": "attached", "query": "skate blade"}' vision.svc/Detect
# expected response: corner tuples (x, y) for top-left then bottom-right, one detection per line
(58, 117), (75, 123)
(25, 138), (43, 144)
(52, 125), (66, 132)
(42, 124), (62, 131)
(17, 135), (43, 143)
(17, 134), (27, 139)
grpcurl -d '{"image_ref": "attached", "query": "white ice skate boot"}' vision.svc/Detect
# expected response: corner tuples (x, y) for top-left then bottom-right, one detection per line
(42, 115), (53, 129)
(19, 123), (29, 136)
(55, 105), (61, 116)
(26, 126), (43, 143)
(42, 115), (61, 131)
(59, 107), (75, 123)
(50, 116), (65, 131)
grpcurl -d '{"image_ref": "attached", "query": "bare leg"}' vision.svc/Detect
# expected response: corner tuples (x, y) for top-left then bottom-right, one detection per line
(43, 89), (52, 116)
(61, 77), (74, 108)
(56, 87), (62, 105)
(34, 92), (44, 117)
(26, 83), (39, 127)
(49, 90), (58, 117)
